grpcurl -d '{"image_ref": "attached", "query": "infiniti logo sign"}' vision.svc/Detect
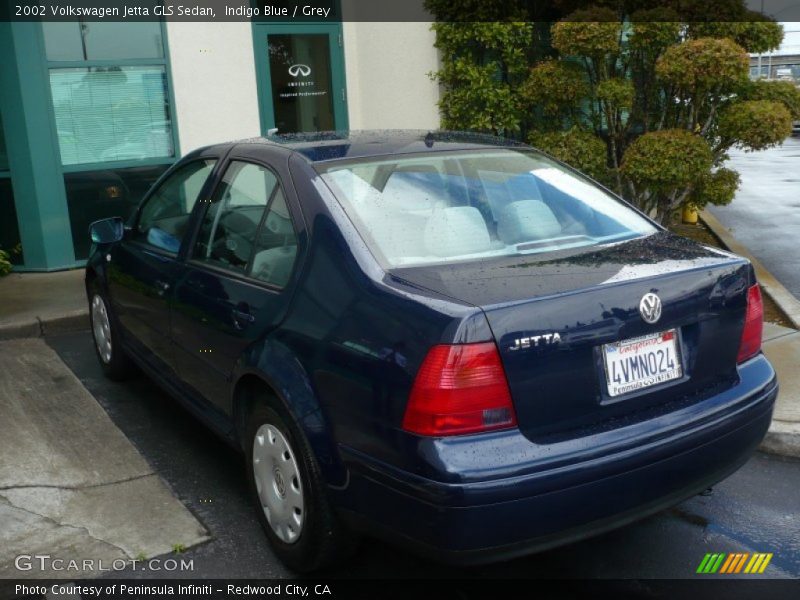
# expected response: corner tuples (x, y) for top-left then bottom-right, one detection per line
(639, 293), (662, 324)
(288, 64), (311, 77)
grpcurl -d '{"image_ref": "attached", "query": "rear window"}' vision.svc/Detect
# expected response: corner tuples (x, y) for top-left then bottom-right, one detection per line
(318, 149), (656, 268)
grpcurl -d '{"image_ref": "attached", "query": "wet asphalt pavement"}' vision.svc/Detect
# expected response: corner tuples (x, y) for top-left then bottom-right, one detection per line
(46, 330), (800, 584)
(708, 135), (800, 300)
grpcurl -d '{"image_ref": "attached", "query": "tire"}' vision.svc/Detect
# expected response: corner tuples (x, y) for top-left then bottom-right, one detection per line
(88, 281), (136, 381)
(245, 396), (356, 572)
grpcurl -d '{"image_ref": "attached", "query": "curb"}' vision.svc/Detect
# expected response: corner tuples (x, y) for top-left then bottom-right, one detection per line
(0, 309), (89, 341)
(701, 210), (800, 460)
(760, 422), (800, 459)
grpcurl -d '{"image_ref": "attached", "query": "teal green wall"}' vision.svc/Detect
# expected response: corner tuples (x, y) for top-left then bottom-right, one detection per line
(0, 21), (76, 271)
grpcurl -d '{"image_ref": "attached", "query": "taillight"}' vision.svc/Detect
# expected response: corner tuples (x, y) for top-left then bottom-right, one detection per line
(737, 284), (763, 363)
(402, 342), (517, 436)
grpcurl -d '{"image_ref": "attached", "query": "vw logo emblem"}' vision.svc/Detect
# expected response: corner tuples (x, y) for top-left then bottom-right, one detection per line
(288, 64), (311, 77)
(639, 293), (662, 324)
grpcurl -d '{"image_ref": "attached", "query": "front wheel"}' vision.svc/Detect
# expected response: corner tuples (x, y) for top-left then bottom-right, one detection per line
(245, 399), (355, 572)
(89, 284), (135, 380)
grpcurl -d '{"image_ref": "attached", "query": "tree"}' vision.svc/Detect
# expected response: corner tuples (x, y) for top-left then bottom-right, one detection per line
(426, 0), (799, 224)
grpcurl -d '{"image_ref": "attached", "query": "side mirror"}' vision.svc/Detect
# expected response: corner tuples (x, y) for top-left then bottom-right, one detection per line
(89, 217), (124, 244)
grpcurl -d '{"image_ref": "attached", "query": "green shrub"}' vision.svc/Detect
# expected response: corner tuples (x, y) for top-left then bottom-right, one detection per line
(596, 78), (634, 111)
(688, 20), (783, 54)
(551, 8), (621, 58)
(520, 60), (589, 117)
(621, 130), (713, 222)
(741, 79), (800, 120)
(622, 129), (713, 193)
(717, 100), (793, 152)
(529, 127), (609, 184)
(0, 250), (12, 277)
(429, 21), (534, 134)
(656, 38), (750, 94)
(689, 167), (741, 209)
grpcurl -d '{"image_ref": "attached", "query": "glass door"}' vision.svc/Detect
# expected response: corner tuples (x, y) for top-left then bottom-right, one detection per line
(254, 24), (348, 134)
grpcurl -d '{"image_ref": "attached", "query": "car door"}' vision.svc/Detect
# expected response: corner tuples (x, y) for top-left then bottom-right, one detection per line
(171, 150), (304, 413)
(107, 156), (219, 373)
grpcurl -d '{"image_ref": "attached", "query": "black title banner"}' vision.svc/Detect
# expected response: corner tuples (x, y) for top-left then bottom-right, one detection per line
(3, 0), (800, 22)
(3, 579), (800, 600)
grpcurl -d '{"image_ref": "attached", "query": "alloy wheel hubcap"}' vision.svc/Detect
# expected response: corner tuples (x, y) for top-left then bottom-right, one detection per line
(91, 294), (113, 364)
(252, 423), (304, 544)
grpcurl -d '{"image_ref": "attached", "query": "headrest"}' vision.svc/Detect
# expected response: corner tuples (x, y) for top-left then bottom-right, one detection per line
(383, 170), (448, 211)
(424, 207), (491, 257)
(497, 200), (561, 245)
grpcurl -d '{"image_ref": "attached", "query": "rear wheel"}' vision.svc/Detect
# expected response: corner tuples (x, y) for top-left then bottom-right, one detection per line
(89, 283), (135, 380)
(245, 397), (355, 572)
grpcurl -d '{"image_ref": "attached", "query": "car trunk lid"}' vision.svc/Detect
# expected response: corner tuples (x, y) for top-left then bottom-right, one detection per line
(392, 232), (752, 441)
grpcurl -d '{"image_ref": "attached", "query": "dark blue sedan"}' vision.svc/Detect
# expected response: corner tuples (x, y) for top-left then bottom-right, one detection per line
(85, 131), (777, 572)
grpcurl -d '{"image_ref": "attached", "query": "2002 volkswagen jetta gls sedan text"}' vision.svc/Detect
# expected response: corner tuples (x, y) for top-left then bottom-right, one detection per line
(85, 131), (777, 571)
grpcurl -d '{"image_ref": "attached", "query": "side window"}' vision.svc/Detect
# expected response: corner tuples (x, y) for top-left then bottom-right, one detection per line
(250, 189), (298, 288)
(192, 161), (277, 273)
(136, 159), (216, 253)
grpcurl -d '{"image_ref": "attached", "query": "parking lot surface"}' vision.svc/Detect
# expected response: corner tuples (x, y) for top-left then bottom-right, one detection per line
(46, 331), (800, 581)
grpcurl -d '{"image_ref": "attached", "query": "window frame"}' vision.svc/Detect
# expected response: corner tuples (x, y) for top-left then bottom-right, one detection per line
(0, 109), (10, 177)
(41, 20), (180, 174)
(189, 160), (280, 276)
(129, 157), (220, 258)
(186, 157), (301, 292)
(183, 155), (300, 293)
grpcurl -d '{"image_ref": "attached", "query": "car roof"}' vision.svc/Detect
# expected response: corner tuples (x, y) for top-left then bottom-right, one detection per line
(225, 129), (529, 164)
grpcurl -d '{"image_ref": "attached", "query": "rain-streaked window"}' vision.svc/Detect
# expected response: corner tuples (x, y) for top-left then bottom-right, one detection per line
(320, 150), (657, 268)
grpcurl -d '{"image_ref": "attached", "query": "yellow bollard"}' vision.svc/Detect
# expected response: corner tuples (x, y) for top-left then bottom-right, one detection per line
(682, 205), (698, 224)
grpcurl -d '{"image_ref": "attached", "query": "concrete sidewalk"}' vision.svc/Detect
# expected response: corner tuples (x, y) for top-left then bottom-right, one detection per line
(760, 323), (800, 457)
(0, 338), (209, 578)
(0, 269), (87, 339)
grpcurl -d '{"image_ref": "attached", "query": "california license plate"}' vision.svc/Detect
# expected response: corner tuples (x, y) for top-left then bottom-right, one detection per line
(602, 330), (682, 397)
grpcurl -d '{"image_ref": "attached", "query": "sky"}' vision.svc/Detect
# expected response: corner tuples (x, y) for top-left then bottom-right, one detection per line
(779, 23), (800, 54)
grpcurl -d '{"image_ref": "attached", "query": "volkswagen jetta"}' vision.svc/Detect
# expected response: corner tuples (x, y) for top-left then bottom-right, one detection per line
(85, 131), (777, 571)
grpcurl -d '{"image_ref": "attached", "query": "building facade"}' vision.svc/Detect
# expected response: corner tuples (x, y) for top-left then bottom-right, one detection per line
(0, 18), (441, 271)
(750, 52), (800, 81)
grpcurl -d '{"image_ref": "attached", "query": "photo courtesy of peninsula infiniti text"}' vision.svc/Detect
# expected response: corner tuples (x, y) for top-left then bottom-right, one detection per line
(85, 130), (778, 571)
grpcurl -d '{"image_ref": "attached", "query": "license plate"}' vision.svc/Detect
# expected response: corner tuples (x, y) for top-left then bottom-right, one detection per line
(602, 330), (682, 397)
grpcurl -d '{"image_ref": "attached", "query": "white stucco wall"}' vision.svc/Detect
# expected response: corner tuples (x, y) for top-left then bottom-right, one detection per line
(165, 22), (261, 153)
(166, 20), (441, 150)
(342, 22), (441, 130)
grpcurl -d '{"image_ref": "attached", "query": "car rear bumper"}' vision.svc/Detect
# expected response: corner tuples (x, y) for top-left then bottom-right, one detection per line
(335, 355), (777, 564)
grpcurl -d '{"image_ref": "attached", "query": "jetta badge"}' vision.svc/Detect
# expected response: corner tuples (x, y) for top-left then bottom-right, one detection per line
(639, 292), (662, 324)
(508, 332), (561, 351)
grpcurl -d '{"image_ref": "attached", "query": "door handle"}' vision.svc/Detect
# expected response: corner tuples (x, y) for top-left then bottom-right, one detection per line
(233, 309), (255, 323)
(232, 308), (256, 328)
(155, 280), (170, 296)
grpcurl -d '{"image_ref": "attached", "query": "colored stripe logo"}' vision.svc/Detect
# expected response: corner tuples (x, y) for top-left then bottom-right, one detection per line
(696, 552), (773, 574)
